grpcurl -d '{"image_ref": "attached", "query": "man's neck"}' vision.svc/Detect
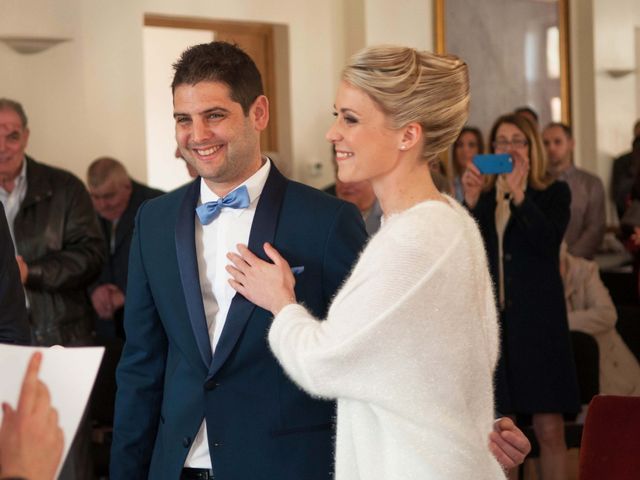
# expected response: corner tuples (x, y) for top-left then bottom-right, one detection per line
(204, 156), (265, 198)
(0, 159), (24, 193)
(550, 159), (573, 178)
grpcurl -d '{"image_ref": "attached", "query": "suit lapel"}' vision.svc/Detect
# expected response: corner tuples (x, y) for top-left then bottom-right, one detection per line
(207, 163), (288, 379)
(175, 178), (213, 368)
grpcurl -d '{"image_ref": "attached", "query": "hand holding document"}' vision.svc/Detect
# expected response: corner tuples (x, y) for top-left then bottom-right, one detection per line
(0, 345), (104, 479)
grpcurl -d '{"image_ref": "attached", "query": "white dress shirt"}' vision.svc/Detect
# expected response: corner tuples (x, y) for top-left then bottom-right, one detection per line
(184, 158), (271, 468)
(0, 158), (28, 248)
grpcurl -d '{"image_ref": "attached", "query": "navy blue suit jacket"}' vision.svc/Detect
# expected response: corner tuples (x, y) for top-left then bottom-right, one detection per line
(110, 164), (367, 479)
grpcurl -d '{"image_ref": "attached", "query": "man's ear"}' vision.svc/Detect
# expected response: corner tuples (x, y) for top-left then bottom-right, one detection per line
(251, 95), (269, 131)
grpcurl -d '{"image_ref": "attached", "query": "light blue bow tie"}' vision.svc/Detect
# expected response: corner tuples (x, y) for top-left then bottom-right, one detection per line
(196, 185), (250, 225)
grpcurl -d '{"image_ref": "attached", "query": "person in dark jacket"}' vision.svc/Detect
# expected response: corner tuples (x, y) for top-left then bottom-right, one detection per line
(87, 156), (163, 339)
(0, 98), (104, 480)
(0, 203), (29, 345)
(462, 113), (580, 480)
(611, 119), (640, 220)
(0, 98), (104, 346)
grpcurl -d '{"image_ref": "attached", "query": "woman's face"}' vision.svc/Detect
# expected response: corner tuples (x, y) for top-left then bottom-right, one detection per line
(326, 81), (404, 184)
(454, 131), (480, 171)
(493, 122), (530, 168)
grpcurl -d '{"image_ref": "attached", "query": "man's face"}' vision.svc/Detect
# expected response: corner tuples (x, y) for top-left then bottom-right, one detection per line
(0, 108), (29, 181)
(173, 81), (268, 196)
(89, 177), (132, 221)
(543, 126), (573, 173)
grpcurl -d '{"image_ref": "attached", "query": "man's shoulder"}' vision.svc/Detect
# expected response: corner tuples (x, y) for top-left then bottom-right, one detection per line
(26, 156), (84, 188)
(614, 151), (632, 163)
(574, 166), (605, 189)
(282, 180), (365, 228)
(132, 180), (164, 200)
(134, 182), (191, 221)
(284, 179), (351, 212)
(147, 182), (189, 204)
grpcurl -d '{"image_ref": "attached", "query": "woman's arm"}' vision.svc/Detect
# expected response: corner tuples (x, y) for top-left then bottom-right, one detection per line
(509, 181), (571, 257)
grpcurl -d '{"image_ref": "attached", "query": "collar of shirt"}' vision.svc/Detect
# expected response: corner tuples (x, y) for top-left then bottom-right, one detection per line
(0, 157), (27, 196)
(198, 157), (271, 215)
(559, 163), (576, 181)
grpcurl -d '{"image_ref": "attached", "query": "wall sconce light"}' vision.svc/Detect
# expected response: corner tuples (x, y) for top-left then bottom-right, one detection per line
(0, 36), (70, 54)
(604, 68), (636, 79)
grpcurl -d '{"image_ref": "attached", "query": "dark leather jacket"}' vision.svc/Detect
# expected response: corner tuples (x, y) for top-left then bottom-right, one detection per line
(0, 204), (30, 344)
(14, 157), (105, 346)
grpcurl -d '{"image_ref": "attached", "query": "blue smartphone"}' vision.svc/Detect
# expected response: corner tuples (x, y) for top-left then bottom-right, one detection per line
(472, 154), (513, 174)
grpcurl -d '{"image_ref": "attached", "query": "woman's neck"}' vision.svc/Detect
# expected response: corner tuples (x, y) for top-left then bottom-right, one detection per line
(373, 160), (445, 217)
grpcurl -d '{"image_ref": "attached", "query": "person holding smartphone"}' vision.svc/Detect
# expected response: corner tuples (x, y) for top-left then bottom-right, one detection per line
(462, 114), (580, 480)
(450, 126), (484, 202)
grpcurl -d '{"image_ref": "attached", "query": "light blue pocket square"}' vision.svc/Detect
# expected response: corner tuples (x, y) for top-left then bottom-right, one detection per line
(291, 266), (305, 275)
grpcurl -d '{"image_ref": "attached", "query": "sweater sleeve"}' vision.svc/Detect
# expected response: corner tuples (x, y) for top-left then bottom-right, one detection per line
(268, 205), (470, 401)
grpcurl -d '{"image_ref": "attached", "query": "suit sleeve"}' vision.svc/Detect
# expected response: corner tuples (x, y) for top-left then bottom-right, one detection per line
(25, 177), (105, 291)
(110, 203), (167, 479)
(268, 212), (475, 401)
(0, 204), (30, 345)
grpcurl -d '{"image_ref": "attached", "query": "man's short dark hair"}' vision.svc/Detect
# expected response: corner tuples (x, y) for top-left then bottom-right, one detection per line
(0, 98), (28, 128)
(514, 106), (539, 123)
(171, 42), (264, 115)
(544, 121), (572, 139)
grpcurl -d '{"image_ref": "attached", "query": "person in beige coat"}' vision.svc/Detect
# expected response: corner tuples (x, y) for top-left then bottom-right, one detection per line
(561, 245), (640, 395)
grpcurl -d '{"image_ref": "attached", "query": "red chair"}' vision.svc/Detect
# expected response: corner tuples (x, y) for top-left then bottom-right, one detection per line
(579, 395), (640, 480)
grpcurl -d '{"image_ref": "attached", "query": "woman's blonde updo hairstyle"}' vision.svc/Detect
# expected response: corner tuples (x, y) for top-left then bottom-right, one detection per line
(342, 45), (470, 163)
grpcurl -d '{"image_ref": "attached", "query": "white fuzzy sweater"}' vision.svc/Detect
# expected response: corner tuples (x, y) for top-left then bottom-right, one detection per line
(269, 198), (505, 480)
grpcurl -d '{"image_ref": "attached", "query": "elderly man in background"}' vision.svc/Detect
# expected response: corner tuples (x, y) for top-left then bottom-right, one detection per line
(0, 97), (104, 480)
(0, 98), (104, 345)
(87, 157), (163, 339)
(543, 122), (606, 259)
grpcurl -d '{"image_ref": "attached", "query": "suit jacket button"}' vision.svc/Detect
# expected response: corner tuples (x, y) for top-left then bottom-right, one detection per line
(183, 437), (191, 448)
(204, 379), (219, 391)
(213, 442), (222, 448)
(504, 253), (512, 261)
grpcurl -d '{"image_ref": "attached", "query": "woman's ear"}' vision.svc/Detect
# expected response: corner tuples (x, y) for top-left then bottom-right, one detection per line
(399, 122), (422, 151)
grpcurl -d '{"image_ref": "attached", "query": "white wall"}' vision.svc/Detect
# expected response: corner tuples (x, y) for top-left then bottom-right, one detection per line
(593, 0), (640, 158)
(0, 0), (358, 188)
(364, 0), (433, 50)
(592, 0), (640, 220)
(142, 26), (213, 190)
(0, 0), (464, 190)
(569, 0), (597, 174)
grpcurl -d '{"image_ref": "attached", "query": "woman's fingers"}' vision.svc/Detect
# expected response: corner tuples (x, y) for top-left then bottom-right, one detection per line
(263, 243), (289, 268)
(225, 264), (245, 283)
(467, 163), (481, 176)
(236, 244), (260, 265)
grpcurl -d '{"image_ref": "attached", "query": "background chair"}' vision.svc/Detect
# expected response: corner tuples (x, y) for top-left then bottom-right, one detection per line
(579, 395), (640, 480)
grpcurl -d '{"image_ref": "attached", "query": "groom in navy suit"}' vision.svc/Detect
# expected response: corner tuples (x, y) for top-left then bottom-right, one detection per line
(109, 42), (367, 479)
